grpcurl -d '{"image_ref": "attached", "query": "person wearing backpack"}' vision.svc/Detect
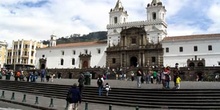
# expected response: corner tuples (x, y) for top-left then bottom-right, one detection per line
(97, 75), (103, 96)
(78, 74), (85, 96)
(66, 83), (81, 110)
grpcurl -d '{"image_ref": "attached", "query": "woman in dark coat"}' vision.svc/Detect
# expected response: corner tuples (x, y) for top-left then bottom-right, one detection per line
(66, 83), (81, 110)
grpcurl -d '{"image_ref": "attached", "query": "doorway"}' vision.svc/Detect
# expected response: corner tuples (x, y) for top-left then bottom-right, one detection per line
(130, 56), (138, 67)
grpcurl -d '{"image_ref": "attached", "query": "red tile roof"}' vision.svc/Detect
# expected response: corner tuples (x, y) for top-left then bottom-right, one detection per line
(38, 41), (107, 50)
(163, 33), (220, 42)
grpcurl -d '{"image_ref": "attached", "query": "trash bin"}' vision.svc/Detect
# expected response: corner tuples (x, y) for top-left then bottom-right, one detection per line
(5, 74), (10, 80)
(84, 72), (91, 85)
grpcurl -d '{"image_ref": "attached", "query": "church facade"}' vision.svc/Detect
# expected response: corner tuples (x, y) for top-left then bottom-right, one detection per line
(106, 0), (166, 68)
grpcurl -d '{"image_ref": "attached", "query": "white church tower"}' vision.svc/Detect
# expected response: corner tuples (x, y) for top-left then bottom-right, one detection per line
(49, 34), (57, 47)
(107, 0), (167, 47)
(107, 0), (128, 47)
(146, 0), (167, 43)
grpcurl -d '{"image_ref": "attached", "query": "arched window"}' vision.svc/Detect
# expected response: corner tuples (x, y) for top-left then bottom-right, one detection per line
(72, 58), (75, 65)
(188, 62), (195, 67)
(61, 58), (64, 65)
(152, 12), (156, 20)
(114, 17), (118, 24)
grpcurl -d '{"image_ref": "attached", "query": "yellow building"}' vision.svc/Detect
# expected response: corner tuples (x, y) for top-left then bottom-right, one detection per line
(7, 40), (47, 70)
(0, 41), (8, 69)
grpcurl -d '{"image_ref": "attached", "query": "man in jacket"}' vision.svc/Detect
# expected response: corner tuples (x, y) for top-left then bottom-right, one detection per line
(66, 83), (81, 110)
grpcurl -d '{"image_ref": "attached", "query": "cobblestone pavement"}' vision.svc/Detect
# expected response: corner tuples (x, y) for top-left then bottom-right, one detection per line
(1, 76), (220, 110)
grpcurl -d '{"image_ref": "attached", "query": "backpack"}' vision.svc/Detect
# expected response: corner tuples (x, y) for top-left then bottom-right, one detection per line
(97, 78), (103, 86)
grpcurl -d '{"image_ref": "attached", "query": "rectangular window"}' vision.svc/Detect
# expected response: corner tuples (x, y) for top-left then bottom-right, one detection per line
(85, 49), (88, 54)
(112, 58), (116, 64)
(61, 59), (64, 65)
(31, 59), (33, 64)
(97, 48), (101, 54)
(73, 50), (76, 55)
(31, 51), (34, 56)
(114, 17), (117, 24)
(61, 51), (64, 55)
(152, 57), (156, 63)
(218, 62), (220, 66)
(165, 47), (169, 53)
(72, 58), (75, 65)
(179, 47), (183, 52)
(208, 45), (212, 51)
(131, 38), (136, 44)
(194, 46), (198, 52)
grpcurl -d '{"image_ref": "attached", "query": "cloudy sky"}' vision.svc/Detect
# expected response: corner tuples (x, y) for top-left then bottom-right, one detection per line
(0, 0), (220, 48)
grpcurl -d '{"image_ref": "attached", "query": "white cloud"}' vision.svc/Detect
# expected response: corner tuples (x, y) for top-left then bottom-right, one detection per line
(163, 0), (190, 18)
(207, 2), (220, 33)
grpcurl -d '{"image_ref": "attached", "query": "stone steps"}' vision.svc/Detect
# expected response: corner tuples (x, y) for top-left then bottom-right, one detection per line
(0, 80), (220, 109)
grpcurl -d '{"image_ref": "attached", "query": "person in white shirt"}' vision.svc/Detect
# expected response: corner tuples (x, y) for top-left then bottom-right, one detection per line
(104, 83), (111, 96)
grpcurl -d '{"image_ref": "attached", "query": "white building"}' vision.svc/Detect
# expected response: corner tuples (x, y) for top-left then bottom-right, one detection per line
(107, 0), (167, 47)
(35, 35), (107, 69)
(7, 39), (46, 70)
(0, 41), (7, 68)
(162, 34), (220, 67)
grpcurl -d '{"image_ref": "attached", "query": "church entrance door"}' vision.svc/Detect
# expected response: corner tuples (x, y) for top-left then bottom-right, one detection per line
(82, 61), (89, 68)
(130, 57), (138, 67)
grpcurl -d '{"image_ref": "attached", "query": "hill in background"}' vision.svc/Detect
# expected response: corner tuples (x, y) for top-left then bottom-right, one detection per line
(42, 31), (107, 45)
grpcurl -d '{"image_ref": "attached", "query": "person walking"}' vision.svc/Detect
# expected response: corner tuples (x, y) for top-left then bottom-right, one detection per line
(176, 75), (181, 89)
(131, 71), (134, 81)
(40, 69), (46, 82)
(136, 69), (142, 88)
(46, 70), (50, 82)
(104, 82), (111, 96)
(78, 74), (85, 96)
(97, 75), (103, 96)
(23, 70), (29, 82)
(66, 83), (81, 110)
(50, 73), (55, 82)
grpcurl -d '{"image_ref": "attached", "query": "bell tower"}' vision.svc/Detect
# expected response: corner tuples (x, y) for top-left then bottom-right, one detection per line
(49, 34), (57, 47)
(146, 0), (167, 43)
(109, 0), (128, 24)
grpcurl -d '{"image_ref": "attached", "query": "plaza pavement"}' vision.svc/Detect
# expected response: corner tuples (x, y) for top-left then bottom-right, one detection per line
(1, 76), (220, 110)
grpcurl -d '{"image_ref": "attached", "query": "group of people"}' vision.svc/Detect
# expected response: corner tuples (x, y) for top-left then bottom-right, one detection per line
(12, 69), (57, 83)
(66, 74), (111, 110)
(135, 67), (181, 89)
